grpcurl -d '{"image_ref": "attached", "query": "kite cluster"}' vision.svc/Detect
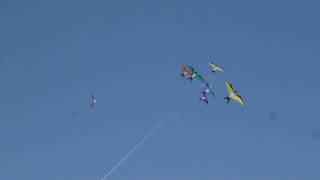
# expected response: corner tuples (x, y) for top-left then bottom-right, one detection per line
(180, 62), (244, 106)
(89, 62), (244, 108)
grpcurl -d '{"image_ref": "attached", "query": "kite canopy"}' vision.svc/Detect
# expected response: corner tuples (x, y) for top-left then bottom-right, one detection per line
(209, 62), (224, 73)
(225, 82), (244, 105)
(180, 64), (193, 78)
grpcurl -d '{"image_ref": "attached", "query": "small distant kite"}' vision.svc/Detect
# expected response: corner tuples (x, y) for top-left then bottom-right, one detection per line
(199, 92), (209, 105)
(224, 82), (244, 105)
(186, 65), (199, 81)
(180, 64), (202, 82)
(209, 62), (224, 74)
(90, 94), (97, 108)
(180, 64), (193, 80)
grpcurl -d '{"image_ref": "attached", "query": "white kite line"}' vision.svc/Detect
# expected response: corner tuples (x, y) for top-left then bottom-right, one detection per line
(100, 108), (177, 180)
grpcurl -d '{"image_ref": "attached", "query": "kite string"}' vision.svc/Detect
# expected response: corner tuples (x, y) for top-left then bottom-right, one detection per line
(100, 107), (177, 180)
(211, 73), (215, 87)
(206, 71), (215, 87)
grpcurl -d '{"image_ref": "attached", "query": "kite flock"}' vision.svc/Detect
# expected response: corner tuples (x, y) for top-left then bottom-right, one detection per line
(180, 62), (244, 106)
(90, 62), (244, 107)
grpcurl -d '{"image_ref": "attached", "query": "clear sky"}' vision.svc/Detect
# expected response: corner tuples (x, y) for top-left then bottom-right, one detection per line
(1, 0), (320, 179)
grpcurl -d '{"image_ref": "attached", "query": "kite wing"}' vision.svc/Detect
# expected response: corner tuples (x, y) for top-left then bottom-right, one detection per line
(231, 94), (244, 105)
(215, 65), (224, 72)
(195, 74), (205, 83)
(180, 64), (187, 72)
(225, 82), (234, 95)
(186, 65), (195, 74)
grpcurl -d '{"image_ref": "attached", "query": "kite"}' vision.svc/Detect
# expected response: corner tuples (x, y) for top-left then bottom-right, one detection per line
(180, 64), (193, 80)
(180, 65), (201, 82)
(209, 62), (224, 74)
(199, 92), (209, 105)
(186, 65), (199, 81)
(224, 82), (244, 105)
(90, 94), (97, 108)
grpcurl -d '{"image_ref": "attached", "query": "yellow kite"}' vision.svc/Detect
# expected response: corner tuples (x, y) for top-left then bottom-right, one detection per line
(224, 82), (244, 105)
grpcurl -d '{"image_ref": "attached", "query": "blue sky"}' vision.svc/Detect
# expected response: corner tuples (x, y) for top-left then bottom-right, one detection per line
(1, 0), (320, 179)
